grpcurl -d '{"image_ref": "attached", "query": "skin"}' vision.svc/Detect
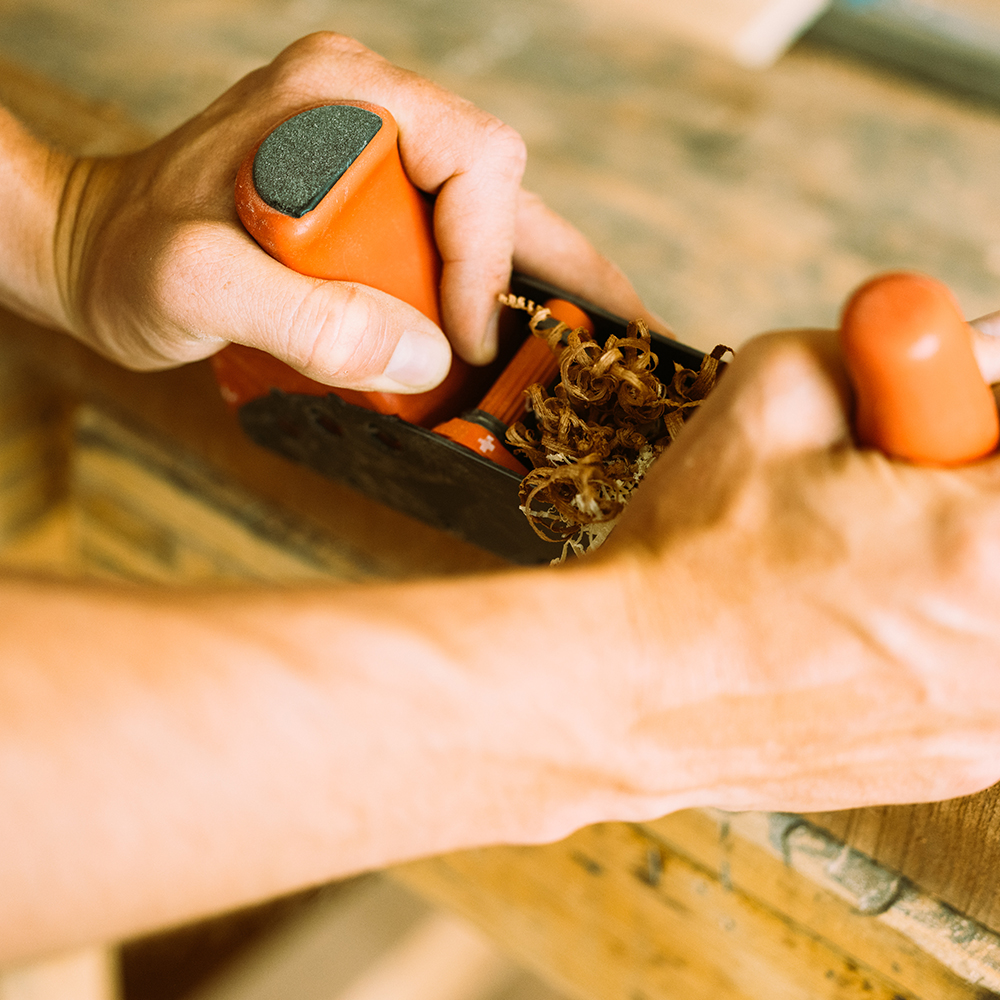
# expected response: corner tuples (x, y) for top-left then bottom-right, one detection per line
(3, 30), (1000, 966)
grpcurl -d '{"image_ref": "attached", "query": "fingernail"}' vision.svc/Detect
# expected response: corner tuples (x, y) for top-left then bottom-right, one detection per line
(383, 328), (451, 389)
(480, 309), (499, 363)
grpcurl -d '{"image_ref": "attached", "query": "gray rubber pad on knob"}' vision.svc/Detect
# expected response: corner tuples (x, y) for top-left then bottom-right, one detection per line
(253, 105), (383, 218)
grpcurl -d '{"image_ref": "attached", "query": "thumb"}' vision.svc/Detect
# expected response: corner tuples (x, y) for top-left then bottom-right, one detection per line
(679, 330), (853, 464)
(192, 239), (453, 393)
(606, 330), (851, 549)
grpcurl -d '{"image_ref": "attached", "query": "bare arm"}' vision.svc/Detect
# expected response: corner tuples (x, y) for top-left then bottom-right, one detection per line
(7, 331), (1000, 962)
(0, 566), (648, 959)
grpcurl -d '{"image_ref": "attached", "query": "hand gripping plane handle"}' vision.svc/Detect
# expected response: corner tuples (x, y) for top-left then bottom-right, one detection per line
(212, 101), (477, 427)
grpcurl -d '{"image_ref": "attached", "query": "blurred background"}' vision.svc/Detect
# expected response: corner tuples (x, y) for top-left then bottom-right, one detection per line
(4, 0), (1000, 353)
(4, 1), (1000, 998)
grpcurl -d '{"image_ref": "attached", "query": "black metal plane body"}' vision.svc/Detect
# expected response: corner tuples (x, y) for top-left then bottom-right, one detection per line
(237, 274), (706, 563)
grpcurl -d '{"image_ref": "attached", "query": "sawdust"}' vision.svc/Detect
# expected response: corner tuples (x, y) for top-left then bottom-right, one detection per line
(500, 294), (730, 560)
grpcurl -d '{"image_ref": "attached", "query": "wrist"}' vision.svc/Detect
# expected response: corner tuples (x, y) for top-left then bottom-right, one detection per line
(231, 561), (697, 858)
(0, 108), (75, 330)
(325, 555), (712, 849)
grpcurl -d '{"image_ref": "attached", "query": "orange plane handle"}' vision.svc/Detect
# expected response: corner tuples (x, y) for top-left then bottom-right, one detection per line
(478, 299), (594, 427)
(839, 272), (999, 465)
(234, 101), (440, 324)
(434, 299), (595, 473)
(214, 101), (480, 428)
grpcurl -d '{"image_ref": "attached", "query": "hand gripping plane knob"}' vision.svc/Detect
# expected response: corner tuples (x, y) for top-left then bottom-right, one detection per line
(212, 101), (476, 426)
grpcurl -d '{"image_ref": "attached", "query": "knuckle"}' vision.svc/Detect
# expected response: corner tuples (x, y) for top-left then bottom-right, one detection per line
(269, 33), (374, 96)
(481, 117), (527, 178)
(421, 110), (526, 190)
(727, 332), (843, 447)
(517, 188), (546, 214)
(729, 335), (809, 419)
(286, 284), (390, 383)
(280, 31), (369, 63)
(740, 331), (815, 384)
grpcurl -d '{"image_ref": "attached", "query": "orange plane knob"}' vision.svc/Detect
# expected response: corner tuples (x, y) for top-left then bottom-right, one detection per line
(212, 101), (479, 427)
(839, 272), (999, 465)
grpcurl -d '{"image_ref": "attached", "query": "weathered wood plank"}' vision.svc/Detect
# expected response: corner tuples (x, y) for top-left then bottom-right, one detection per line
(392, 813), (1000, 1000)
(648, 810), (1000, 994)
(805, 798), (1000, 936)
(73, 406), (376, 584)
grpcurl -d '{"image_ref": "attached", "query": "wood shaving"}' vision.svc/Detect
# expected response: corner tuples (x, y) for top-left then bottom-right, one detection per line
(499, 294), (730, 560)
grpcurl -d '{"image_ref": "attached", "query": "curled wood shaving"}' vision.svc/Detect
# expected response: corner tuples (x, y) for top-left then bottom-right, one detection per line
(499, 293), (730, 559)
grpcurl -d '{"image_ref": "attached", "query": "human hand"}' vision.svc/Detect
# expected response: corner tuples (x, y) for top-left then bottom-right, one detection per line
(48, 33), (649, 393)
(566, 321), (1000, 817)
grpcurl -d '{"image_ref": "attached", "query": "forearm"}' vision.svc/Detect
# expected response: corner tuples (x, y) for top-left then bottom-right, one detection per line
(0, 107), (74, 330)
(0, 560), (706, 962)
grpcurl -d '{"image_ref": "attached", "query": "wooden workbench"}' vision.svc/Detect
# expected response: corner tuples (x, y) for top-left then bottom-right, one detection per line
(5, 7), (1000, 995)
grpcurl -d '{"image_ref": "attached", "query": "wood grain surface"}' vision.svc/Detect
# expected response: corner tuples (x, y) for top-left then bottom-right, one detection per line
(806, 798), (1000, 938)
(5, 0), (1000, 939)
(395, 812), (1000, 999)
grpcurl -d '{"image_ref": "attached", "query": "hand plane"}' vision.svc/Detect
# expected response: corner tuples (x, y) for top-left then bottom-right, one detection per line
(211, 102), (706, 563)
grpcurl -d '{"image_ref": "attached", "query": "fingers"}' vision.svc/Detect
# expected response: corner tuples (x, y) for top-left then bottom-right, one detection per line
(427, 120), (526, 365)
(257, 35), (665, 361)
(252, 34), (526, 365)
(376, 92), (527, 366)
(162, 226), (452, 392)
